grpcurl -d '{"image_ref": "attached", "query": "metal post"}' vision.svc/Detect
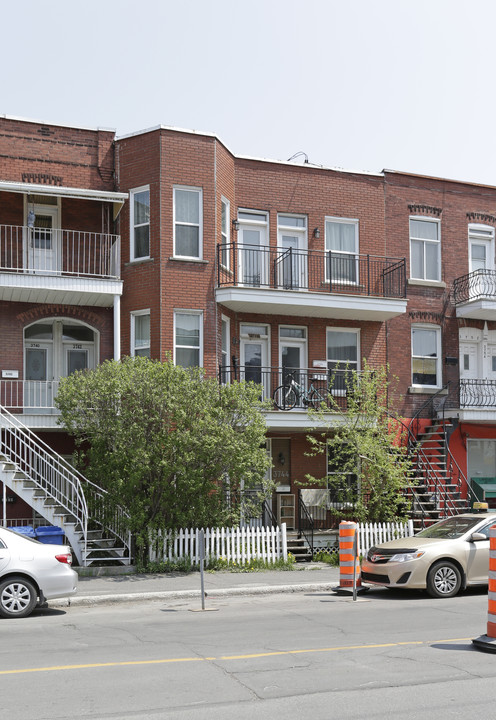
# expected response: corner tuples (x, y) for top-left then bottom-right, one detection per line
(199, 529), (205, 610)
(352, 532), (358, 602)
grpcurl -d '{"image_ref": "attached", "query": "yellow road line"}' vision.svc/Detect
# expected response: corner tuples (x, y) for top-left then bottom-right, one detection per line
(0, 638), (472, 676)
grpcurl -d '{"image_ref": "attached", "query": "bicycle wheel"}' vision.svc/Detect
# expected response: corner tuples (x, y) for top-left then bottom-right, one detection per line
(308, 389), (326, 409)
(273, 385), (297, 410)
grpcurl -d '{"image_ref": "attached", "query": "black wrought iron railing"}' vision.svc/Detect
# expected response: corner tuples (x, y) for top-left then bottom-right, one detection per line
(218, 366), (363, 412)
(297, 491), (314, 557)
(453, 269), (496, 304)
(217, 244), (406, 299)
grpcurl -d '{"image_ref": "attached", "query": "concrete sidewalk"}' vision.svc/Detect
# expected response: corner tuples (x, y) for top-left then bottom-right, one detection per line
(58, 564), (341, 607)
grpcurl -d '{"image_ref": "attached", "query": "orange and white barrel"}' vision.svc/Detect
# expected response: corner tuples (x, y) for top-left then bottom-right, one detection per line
(487, 526), (496, 638)
(338, 520), (361, 589)
(473, 524), (496, 652)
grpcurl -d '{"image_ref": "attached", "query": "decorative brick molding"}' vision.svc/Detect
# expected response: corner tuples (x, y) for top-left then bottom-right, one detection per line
(467, 212), (496, 224)
(408, 203), (442, 217)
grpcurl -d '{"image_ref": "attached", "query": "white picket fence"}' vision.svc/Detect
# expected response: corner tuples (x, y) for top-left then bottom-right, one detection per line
(149, 524), (288, 566)
(357, 520), (415, 556)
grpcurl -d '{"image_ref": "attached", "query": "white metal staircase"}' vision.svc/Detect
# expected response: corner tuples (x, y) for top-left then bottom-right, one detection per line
(0, 405), (131, 566)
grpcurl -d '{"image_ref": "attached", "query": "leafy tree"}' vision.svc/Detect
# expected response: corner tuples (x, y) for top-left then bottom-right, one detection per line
(55, 357), (272, 557)
(305, 362), (413, 523)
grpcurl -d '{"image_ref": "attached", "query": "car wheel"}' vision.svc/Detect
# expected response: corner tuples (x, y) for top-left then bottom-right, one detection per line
(0, 577), (38, 618)
(426, 561), (462, 599)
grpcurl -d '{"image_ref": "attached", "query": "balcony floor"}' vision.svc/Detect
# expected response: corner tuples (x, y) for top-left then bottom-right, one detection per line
(215, 286), (407, 320)
(0, 272), (122, 307)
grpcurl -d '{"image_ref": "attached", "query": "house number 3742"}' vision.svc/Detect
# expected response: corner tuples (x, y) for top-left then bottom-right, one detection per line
(72, 344), (82, 349)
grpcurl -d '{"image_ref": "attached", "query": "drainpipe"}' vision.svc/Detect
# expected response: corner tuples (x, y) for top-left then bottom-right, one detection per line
(113, 294), (121, 361)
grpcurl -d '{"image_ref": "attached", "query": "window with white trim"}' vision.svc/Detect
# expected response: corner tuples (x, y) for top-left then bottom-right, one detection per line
(131, 311), (150, 358)
(327, 328), (359, 394)
(220, 315), (230, 383)
(221, 197), (230, 268)
(327, 445), (359, 509)
(174, 311), (203, 368)
(130, 186), (150, 261)
(410, 217), (440, 281)
(325, 217), (359, 283)
(411, 325), (441, 387)
(174, 187), (202, 259)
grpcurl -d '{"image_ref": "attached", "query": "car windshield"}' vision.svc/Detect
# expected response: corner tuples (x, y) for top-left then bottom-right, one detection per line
(415, 516), (481, 539)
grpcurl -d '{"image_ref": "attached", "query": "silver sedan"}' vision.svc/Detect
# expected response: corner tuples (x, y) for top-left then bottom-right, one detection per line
(0, 527), (78, 618)
(361, 512), (496, 598)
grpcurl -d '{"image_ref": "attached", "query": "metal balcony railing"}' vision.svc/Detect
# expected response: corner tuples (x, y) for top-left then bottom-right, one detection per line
(459, 379), (496, 408)
(453, 269), (496, 304)
(0, 380), (60, 412)
(218, 366), (363, 412)
(217, 244), (406, 298)
(0, 224), (121, 279)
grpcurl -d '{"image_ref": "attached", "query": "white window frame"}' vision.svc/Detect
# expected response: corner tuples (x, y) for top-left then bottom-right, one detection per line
(325, 216), (359, 284)
(468, 224), (495, 273)
(130, 310), (150, 358)
(326, 327), (360, 370)
(174, 310), (203, 368)
(221, 197), (230, 269)
(411, 324), (442, 389)
(173, 186), (203, 260)
(130, 186), (150, 262)
(221, 315), (230, 383)
(409, 216), (441, 282)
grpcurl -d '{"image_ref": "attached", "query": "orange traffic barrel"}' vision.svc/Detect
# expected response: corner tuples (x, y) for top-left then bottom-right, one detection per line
(473, 524), (496, 652)
(333, 521), (367, 596)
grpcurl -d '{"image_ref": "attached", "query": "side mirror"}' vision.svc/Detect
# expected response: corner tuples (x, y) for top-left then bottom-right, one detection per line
(470, 532), (487, 542)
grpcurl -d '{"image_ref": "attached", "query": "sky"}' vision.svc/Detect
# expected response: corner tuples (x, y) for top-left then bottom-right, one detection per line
(3, 0), (496, 185)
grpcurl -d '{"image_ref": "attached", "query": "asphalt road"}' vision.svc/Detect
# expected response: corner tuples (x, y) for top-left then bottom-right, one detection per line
(1, 586), (495, 720)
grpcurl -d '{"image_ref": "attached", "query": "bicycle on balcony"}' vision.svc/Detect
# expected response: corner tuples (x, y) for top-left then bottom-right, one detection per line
(273, 371), (327, 411)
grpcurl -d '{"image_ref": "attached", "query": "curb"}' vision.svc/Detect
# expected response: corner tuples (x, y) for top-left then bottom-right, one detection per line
(51, 582), (336, 607)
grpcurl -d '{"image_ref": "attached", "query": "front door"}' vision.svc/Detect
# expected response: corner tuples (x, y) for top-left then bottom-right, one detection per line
(25, 342), (53, 409)
(277, 216), (307, 289)
(238, 213), (268, 287)
(240, 324), (269, 399)
(279, 327), (307, 399)
(25, 205), (60, 273)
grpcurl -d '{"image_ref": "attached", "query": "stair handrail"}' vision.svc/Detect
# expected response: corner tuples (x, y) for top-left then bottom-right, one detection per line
(0, 405), (131, 563)
(391, 413), (473, 523)
(0, 405), (88, 557)
(438, 385), (479, 509)
(407, 384), (449, 448)
(297, 489), (314, 557)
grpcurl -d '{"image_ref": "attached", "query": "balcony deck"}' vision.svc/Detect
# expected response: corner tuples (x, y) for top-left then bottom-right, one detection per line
(0, 224), (122, 306)
(453, 269), (496, 320)
(445, 379), (496, 422)
(216, 244), (407, 320)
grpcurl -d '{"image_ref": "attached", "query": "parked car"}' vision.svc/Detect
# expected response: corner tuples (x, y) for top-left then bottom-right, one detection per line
(361, 511), (496, 598)
(0, 527), (78, 618)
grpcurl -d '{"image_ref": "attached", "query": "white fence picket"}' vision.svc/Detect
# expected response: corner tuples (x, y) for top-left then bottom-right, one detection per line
(356, 520), (414, 556)
(149, 524), (287, 566)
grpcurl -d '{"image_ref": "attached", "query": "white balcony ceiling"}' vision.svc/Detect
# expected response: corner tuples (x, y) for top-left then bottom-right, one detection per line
(216, 287), (407, 321)
(0, 273), (122, 307)
(455, 299), (496, 321)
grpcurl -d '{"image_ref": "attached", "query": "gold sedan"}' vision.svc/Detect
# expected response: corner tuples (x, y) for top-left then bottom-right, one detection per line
(361, 512), (496, 598)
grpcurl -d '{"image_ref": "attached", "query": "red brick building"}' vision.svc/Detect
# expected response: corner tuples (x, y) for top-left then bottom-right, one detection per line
(1, 114), (495, 548)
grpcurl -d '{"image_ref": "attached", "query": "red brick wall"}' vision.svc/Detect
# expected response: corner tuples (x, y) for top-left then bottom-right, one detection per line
(385, 171), (496, 418)
(0, 117), (115, 191)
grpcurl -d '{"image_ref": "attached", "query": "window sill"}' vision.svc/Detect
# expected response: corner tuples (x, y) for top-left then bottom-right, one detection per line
(408, 278), (446, 289)
(125, 257), (154, 267)
(408, 386), (447, 395)
(169, 256), (209, 264)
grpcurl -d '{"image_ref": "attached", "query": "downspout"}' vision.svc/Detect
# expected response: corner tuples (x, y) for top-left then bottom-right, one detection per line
(214, 140), (218, 375)
(113, 294), (121, 361)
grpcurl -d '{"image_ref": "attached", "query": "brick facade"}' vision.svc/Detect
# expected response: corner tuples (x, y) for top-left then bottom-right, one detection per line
(3, 114), (496, 526)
